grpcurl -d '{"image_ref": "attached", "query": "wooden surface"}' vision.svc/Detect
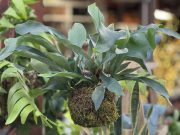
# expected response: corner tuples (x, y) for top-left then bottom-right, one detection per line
(43, 0), (91, 30)
(0, 0), (9, 16)
(31, 0), (44, 22)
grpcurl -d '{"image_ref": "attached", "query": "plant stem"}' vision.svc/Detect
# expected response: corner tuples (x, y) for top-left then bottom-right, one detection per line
(114, 97), (122, 135)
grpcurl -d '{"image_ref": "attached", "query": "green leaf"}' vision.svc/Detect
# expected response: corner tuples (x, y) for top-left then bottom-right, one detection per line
(122, 74), (169, 100)
(29, 88), (48, 98)
(57, 38), (86, 56)
(116, 26), (130, 46)
(17, 34), (59, 53)
(0, 38), (18, 61)
(101, 52), (116, 64)
(0, 60), (10, 69)
(109, 55), (124, 75)
(100, 74), (123, 96)
(15, 21), (66, 46)
(117, 67), (139, 76)
(114, 117), (122, 135)
(88, 3), (104, 29)
(123, 80), (136, 93)
(7, 83), (22, 110)
(147, 105), (153, 118)
(44, 77), (68, 90)
(20, 105), (35, 124)
(91, 85), (105, 111)
(0, 17), (14, 28)
(15, 46), (47, 59)
(15, 20), (52, 35)
(139, 124), (149, 135)
(39, 72), (83, 79)
(125, 57), (148, 71)
(68, 23), (87, 48)
(137, 24), (180, 39)
(91, 24), (127, 53)
(131, 82), (140, 129)
(12, 0), (27, 19)
(139, 77), (169, 99)
(147, 28), (156, 49)
(15, 21), (86, 56)
(8, 90), (27, 113)
(1, 67), (20, 81)
(6, 98), (30, 124)
(137, 24), (160, 32)
(114, 62), (131, 74)
(23, 0), (37, 4)
(47, 53), (70, 71)
(15, 46), (61, 71)
(138, 106), (153, 135)
(119, 32), (151, 59)
(4, 7), (21, 20)
(30, 59), (50, 74)
(159, 28), (180, 39)
(114, 98), (122, 135)
(87, 38), (94, 57)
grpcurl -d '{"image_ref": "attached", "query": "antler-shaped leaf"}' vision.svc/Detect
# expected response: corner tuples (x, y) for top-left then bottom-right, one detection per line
(15, 21), (87, 57)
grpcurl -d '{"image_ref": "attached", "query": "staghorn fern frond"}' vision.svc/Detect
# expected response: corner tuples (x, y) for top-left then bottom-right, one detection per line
(0, 60), (55, 127)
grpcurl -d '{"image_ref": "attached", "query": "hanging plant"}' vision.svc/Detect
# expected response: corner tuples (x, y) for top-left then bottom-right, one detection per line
(0, 2), (180, 134)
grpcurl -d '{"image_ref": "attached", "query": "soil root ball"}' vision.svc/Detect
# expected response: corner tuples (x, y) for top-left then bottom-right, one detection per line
(68, 87), (119, 127)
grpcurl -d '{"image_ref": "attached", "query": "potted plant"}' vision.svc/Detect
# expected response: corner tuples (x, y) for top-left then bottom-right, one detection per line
(0, 2), (180, 134)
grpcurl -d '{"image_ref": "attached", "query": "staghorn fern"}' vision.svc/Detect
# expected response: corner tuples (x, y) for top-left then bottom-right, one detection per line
(0, 2), (180, 134)
(0, 60), (55, 127)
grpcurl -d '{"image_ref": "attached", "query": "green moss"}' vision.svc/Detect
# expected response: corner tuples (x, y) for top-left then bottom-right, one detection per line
(68, 86), (119, 127)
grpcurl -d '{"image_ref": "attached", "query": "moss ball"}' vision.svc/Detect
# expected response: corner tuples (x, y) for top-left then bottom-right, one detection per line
(68, 86), (119, 127)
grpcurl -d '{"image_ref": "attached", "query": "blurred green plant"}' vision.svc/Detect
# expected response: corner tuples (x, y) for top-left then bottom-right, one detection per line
(167, 110), (180, 135)
(0, 0), (37, 34)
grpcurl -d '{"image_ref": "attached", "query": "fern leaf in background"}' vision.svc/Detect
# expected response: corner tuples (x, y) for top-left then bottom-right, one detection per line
(0, 0), (37, 34)
(0, 60), (55, 127)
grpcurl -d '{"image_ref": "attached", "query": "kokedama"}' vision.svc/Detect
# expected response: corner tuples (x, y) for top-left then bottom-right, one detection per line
(0, 1), (180, 134)
(68, 85), (118, 127)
